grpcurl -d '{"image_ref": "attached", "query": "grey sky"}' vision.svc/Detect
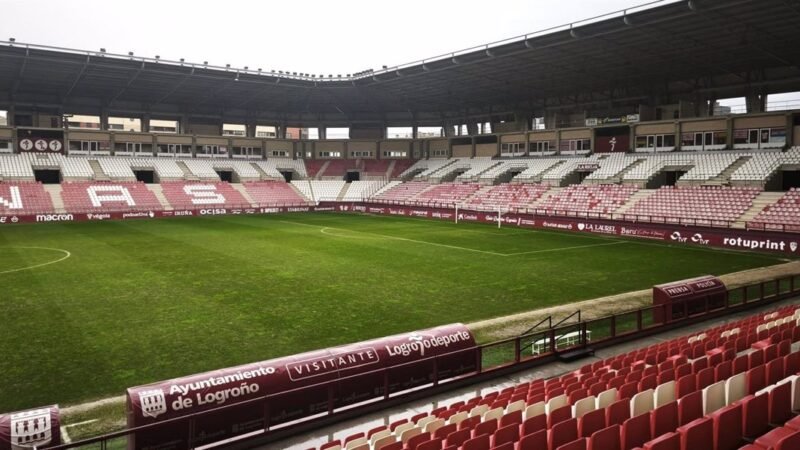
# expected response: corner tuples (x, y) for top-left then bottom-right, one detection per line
(2, 0), (662, 74)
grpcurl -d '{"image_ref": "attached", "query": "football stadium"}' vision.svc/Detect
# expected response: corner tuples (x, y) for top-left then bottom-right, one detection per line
(2, 0), (800, 448)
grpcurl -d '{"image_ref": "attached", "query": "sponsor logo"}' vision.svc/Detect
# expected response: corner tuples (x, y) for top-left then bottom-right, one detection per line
(542, 221), (573, 230)
(139, 389), (168, 419)
(244, 209), (256, 214)
(172, 210), (194, 217)
(259, 208), (280, 214)
(87, 213), (112, 221)
(287, 207), (310, 212)
(578, 223), (616, 234)
(287, 348), (380, 381)
(353, 206), (367, 212)
(670, 231), (707, 244)
(411, 210), (428, 217)
(35, 214), (74, 222)
(231, 209), (243, 215)
(121, 212), (154, 219)
(458, 213), (478, 221)
(385, 330), (473, 358)
(0, 217), (5, 224)
(199, 208), (228, 216)
(11, 216), (18, 223)
(520, 219), (536, 226)
(722, 237), (787, 251)
(10, 408), (53, 447)
(389, 209), (407, 215)
(315, 207), (335, 212)
(620, 227), (666, 240)
(339, 205), (349, 212)
(792, 242), (798, 252)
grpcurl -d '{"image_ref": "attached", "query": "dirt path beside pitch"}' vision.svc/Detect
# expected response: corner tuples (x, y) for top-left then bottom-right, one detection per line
(468, 261), (800, 342)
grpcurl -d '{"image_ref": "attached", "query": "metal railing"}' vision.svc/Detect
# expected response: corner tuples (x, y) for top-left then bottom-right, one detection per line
(49, 274), (800, 450)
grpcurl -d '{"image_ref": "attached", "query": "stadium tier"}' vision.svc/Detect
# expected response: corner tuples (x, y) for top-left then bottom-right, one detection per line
(60, 181), (162, 213)
(159, 181), (250, 209)
(309, 304), (800, 450)
(621, 186), (762, 226)
(242, 181), (312, 207)
(535, 185), (639, 216)
(0, 181), (54, 215)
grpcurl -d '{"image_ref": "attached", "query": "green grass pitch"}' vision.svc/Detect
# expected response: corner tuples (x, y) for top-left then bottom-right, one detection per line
(0, 212), (785, 410)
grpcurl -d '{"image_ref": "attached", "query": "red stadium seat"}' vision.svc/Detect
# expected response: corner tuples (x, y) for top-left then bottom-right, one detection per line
(579, 408), (606, 438)
(588, 424), (621, 450)
(621, 413), (651, 450)
(549, 418), (579, 450)
(677, 416), (713, 450)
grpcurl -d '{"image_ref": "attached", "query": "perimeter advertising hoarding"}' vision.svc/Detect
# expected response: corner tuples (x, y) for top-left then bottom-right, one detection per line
(0, 406), (60, 450)
(333, 203), (800, 256)
(126, 324), (476, 449)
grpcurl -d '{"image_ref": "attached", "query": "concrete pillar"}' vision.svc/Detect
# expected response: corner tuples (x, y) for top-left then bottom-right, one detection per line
(412, 125), (419, 139)
(746, 93), (766, 114)
(277, 124), (287, 139)
(6, 105), (15, 127)
(100, 109), (109, 131)
(467, 122), (479, 136)
(544, 111), (559, 130)
(318, 126), (327, 140)
(245, 121), (256, 138)
(179, 115), (189, 134)
(141, 114), (151, 133)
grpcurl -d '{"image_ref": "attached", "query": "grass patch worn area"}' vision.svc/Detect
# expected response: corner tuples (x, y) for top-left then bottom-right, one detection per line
(0, 212), (785, 411)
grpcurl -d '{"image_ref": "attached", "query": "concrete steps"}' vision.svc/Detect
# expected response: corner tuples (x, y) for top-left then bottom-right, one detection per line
(88, 159), (110, 181)
(709, 155), (752, 185)
(336, 183), (351, 201)
(731, 191), (785, 229)
(385, 160), (396, 179)
(529, 186), (560, 209)
(175, 161), (199, 181)
(315, 161), (331, 180)
(614, 189), (657, 215)
(43, 184), (66, 213)
(146, 184), (173, 211)
(231, 183), (256, 207)
(250, 162), (271, 180)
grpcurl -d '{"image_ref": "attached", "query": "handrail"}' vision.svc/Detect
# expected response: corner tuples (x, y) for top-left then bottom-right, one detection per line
(518, 315), (553, 337)
(553, 310), (582, 328)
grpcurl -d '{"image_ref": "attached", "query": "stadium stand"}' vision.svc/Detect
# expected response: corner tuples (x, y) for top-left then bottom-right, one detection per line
(0, 182), (55, 214)
(159, 181), (250, 208)
(180, 159), (222, 180)
(479, 160), (534, 182)
(0, 154), (35, 179)
(388, 159), (417, 179)
(255, 158), (309, 179)
(361, 160), (392, 178)
(513, 159), (566, 183)
(622, 186), (761, 226)
(748, 188), (800, 231)
(463, 183), (551, 212)
(310, 303), (800, 450)
(536, 184), (639, 216)
(342, 181), (388, 201)
(371, 181), (433, 203)
(412, 182), (483, 206)
(60, 181), (163, 213)
(242, 181), (311, 206)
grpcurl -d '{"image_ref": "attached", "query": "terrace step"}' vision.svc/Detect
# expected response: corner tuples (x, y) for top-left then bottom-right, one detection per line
(146, 184), (173, 211)
(613, 189), (657, 215)
(175, 161), (199, 181)
(611, 158), (646, 183)
(385, 160), (396, 179)
(88, 159), (110, 181)
(709, 155), (753, 185)
(230, 183), (256, 207)
(336, 183), (350, 201)
(43, 184), (66, 213)
(315, 160), (331, 180)
(731, 191), (785, 229)
(250, 162), (272, 181)
(529, 186), (560, 209)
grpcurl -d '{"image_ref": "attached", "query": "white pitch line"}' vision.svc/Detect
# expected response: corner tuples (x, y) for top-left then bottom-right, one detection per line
(281, 220), (507, 256)
(0, 247), (72, 275)
(282, 220), (629, 257)
(504, 240), (627, 256)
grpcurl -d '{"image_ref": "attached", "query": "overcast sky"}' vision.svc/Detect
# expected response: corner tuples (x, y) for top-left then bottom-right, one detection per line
(2, 0), (665, 74)
(0, 0), (796, 109)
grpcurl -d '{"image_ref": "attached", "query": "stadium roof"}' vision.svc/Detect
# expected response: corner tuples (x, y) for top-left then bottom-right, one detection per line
(0, 0), (799, 126)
